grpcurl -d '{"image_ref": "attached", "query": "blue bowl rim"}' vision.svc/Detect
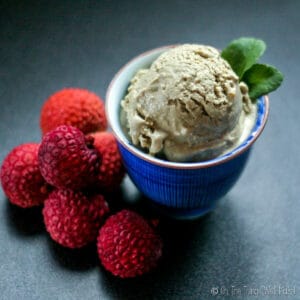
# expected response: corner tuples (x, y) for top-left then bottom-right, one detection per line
(106, 45), (270, 170)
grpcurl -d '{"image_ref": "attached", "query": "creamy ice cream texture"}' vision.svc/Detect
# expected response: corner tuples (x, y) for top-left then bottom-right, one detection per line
(121, 44), (257, 162)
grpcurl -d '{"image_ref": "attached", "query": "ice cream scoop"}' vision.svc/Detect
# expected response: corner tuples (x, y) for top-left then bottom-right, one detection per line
(121, 44), (256, 162)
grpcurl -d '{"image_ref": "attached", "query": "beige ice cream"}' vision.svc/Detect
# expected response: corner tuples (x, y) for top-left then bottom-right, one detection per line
(121, 44), (256, 162)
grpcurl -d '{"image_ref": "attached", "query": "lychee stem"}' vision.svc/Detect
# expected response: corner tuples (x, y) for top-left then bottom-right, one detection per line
(85, 135), (95, 149)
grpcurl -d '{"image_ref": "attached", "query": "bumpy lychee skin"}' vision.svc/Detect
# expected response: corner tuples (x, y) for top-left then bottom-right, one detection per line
(38, 125), (101, 190)
(43, 189), (109, 248)
(40, 88), (107, 135)
(89, 132), (125, 191)
(0, 143), (50, 208)
(97, 210), (163, 278)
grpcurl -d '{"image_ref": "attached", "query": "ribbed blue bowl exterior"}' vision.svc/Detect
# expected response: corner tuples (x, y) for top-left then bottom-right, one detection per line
(116, 96), (266, 218)
(119, 143), (251, 215)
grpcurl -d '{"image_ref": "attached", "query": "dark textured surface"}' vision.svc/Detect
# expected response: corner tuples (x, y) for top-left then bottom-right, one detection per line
(0, 1), (299, 299)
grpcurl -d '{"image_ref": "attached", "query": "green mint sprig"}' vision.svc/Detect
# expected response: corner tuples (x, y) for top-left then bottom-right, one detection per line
(221, 37), (283, 101)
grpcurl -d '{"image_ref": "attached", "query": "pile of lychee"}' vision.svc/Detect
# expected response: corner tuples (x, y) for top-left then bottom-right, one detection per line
(0, 88), (163, 278)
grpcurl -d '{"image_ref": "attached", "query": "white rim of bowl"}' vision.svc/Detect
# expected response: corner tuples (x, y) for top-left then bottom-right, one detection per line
(106, 45), (270, 170)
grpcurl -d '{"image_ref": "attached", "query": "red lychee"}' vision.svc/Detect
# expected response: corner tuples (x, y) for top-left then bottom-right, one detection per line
(97, 210), (163, 278)
(38, 125), (101, 190)
(89, 132), (125, 191)
(43, 189), (109, 248)
(40, 88), (107, 135)
(1, 143), (51, 208)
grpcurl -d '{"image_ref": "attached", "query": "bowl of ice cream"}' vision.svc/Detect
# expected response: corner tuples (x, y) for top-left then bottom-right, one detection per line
(106, 44), (269, 219)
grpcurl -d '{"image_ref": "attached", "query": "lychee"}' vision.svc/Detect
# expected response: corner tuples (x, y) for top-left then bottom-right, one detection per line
(40, 88), (107, 135)
(89, 132), (125, 191)
(97, 210), (163, 278)
(38, 125), (101, 190)
(0, 143), (51, 208)
(43, 189), (109, 248)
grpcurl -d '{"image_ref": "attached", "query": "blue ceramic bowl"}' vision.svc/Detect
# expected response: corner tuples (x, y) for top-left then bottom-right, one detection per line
(106, 45), (269, 219)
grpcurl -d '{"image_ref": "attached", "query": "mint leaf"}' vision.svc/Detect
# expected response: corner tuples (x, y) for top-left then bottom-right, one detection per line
(221, 37), (266, 78)
(242, 64), (284, 100)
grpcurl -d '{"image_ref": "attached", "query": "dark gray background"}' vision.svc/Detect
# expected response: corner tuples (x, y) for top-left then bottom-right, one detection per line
(0, 1), (299, 299)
